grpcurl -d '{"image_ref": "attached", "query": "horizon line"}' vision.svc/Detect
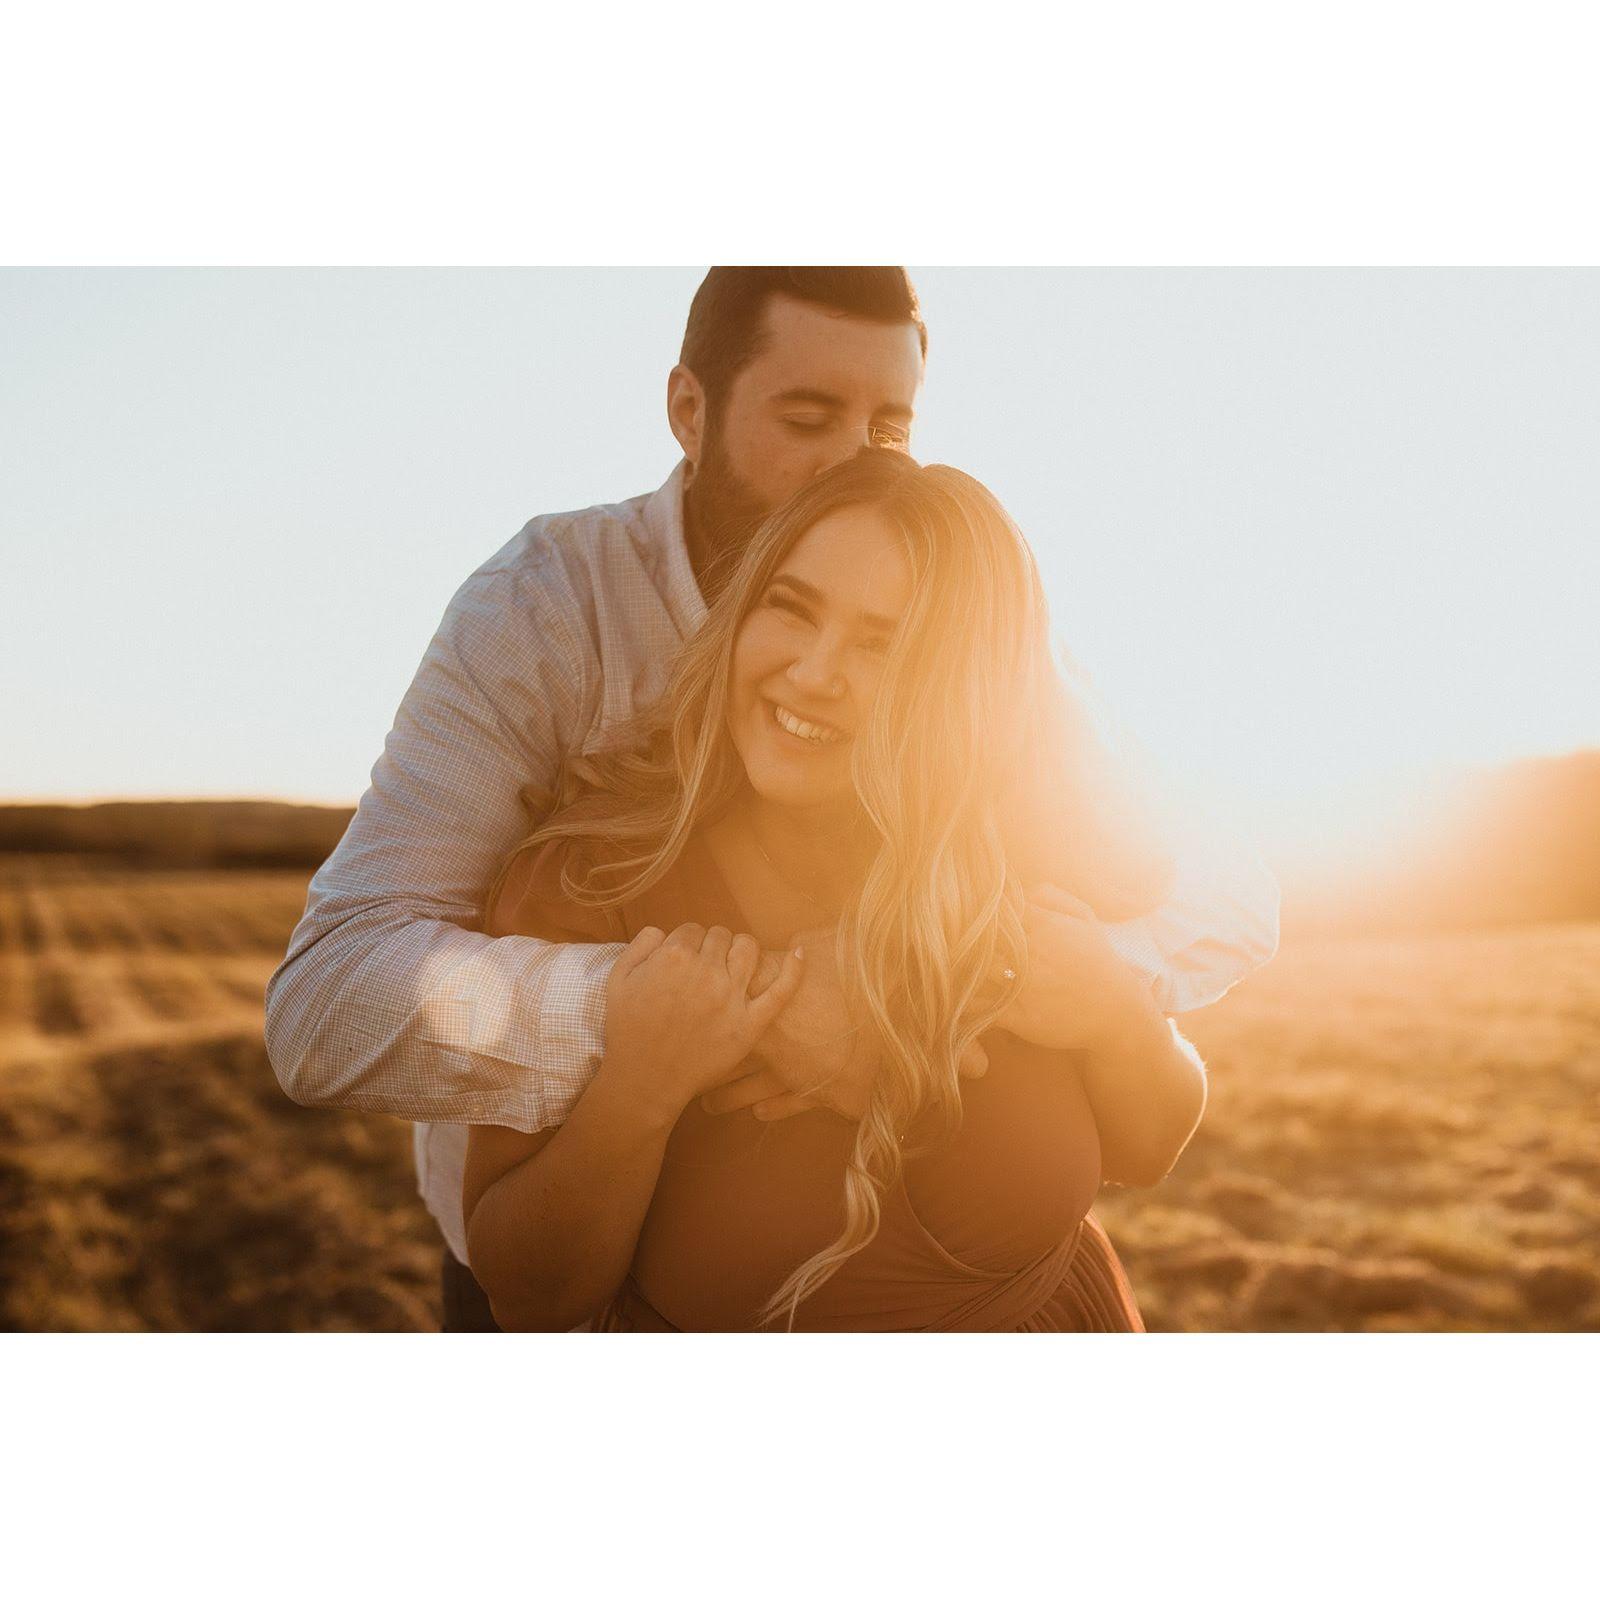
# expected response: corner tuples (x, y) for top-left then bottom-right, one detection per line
(0, 792), (361, 810)
(6, 741), (1599, 814)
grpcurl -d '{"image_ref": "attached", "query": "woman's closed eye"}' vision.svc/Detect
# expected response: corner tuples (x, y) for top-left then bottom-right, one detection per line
(765, 591), (813, 623)
(764, 589), (893, 654)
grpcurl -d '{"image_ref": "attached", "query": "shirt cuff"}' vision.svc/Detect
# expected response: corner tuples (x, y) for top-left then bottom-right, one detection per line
(526, 939), (627, 1127)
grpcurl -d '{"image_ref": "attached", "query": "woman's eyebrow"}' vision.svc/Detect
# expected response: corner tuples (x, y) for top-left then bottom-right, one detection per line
(769, 573), (899, 632)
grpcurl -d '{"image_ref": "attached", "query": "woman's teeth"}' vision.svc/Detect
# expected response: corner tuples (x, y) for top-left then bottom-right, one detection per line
(771, 702), (845, 745)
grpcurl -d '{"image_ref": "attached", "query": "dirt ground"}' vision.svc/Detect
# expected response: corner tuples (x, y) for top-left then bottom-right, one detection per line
(3, 854), (1596, 1332)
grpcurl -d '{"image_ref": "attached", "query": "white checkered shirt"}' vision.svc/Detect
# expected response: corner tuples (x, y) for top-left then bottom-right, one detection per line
(265, 463), (1279, 1261)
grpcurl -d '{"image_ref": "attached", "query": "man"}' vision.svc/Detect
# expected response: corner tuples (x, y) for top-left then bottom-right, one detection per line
(266, 266), (1278, 1330)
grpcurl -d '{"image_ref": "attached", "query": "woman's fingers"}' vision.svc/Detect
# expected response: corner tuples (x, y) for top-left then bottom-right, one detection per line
(751, 1093), (811, 1122)
(611, 924), (665, 977)
(727, 932), (761, 992)
(746, 947), (805, 1032)
(957, 1038), (989, 1080)
(661, 921), (706, 952)
(700, 1065), (785, 1116)
(701, 924), (733, 967)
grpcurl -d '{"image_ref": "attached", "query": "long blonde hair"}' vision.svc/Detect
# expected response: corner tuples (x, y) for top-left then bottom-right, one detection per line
(488, 449), (1165, 1326)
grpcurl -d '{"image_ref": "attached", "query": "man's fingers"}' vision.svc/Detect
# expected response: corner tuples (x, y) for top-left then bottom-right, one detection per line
(662, 921), (706, 952)
(958, 1038), (989, 1080)
(701, 924), (733, 967)
(612, 925), (665, 977)
(700, 1066), (784, 1117)
(746, 947), (805, 1031)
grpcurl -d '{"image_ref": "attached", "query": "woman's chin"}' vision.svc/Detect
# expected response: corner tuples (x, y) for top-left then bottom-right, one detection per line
(731, 723), (856, 820)
(742, 763), (852, 820)
(749, 777), (836, 814)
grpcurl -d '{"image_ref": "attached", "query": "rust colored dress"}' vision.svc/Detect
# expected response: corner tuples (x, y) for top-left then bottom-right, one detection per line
(492, 832), (1145, 1333)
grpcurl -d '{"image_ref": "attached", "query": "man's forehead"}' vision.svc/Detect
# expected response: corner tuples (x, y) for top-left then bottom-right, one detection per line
(745, 294), (924, 404)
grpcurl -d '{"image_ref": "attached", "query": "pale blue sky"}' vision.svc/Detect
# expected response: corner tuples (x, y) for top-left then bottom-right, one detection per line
(5, 268), (1597, 855)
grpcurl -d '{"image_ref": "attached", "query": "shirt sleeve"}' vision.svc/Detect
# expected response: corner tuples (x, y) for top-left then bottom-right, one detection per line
(264, 556), (625, 1134)
(1029, 634), (1281, 1016)
(1099, 829), (1280, 1014)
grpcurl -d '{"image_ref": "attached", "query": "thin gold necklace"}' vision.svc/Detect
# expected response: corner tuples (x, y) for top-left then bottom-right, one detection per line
(745, 817), (842, 920)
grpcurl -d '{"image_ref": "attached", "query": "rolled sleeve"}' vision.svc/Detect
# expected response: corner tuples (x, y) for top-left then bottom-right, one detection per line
(1100, 828), (1281, 1014)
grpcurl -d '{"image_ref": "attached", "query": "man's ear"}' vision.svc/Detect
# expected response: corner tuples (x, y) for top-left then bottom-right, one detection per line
(666, 364), (707, 473)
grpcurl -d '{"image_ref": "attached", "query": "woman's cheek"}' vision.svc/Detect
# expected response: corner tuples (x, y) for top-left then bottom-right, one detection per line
(737, 616), (788, 682)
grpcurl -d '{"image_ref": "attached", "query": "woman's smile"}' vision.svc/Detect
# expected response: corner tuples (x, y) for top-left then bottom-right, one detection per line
(763, 697), (850, 749)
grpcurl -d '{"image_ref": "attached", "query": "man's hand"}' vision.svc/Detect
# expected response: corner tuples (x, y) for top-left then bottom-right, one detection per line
(698, 923), (988, 1124)
(698, 924), (871, 1121)
(997, 883), (1162, 1053)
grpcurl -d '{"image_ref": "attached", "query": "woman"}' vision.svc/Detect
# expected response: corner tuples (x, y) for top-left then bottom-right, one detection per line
(463, 450), (1207, 1331)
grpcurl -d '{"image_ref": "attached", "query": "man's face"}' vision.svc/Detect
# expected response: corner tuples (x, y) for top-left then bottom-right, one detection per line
(690, 294), (925, 561)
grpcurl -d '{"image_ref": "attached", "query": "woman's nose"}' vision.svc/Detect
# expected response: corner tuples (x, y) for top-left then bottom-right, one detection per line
(787, 635), (848, 698)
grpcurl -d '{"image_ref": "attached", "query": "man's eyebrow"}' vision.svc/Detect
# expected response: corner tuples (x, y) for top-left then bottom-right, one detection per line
(772, 389), (914, 423)
(769, 573), (900, 633)
(774, 387), (844, 408)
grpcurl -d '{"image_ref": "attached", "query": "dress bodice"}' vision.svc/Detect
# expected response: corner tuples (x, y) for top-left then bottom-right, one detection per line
(490, 832), (1135, 1332)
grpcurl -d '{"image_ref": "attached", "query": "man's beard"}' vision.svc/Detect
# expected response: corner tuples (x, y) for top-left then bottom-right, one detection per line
(683, 428), (772, 606)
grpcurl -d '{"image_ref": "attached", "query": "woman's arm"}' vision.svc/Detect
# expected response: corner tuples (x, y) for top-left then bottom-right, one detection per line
(1000, 886), (1207, 1187)
(464, 1082), (680, 1331)
(1078, 999), (1207, 1190)
(466, 850), (674, 1328)
(463, 920), (807, 1330)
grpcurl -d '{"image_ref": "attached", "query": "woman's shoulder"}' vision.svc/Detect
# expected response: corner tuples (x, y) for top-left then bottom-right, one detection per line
(487, 825), (736, 944)
(486, 837), (629, 943)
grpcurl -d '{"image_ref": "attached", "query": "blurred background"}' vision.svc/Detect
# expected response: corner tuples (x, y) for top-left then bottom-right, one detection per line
(3, 267), (1597, 1331)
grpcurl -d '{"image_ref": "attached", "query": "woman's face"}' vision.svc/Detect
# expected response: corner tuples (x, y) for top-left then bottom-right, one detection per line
(727, 505), (914, 817)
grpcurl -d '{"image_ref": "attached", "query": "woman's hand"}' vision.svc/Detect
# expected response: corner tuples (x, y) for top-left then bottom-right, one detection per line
(602, 921), (807, 1124)
(699, 923), (989, 1125)
(997, 884), (1159, 1053)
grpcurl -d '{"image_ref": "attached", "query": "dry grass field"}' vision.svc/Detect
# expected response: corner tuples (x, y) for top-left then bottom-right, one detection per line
(1099, 923), (1600, 1331)
(2, 852), (1596, 1332)
(0, 855), (438, 1331)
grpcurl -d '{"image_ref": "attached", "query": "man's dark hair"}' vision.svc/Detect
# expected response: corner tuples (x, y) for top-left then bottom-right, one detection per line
(680, 267), (928, 418)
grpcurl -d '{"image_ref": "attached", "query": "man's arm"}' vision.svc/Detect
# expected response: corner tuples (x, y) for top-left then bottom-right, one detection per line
(265, 557), (623, 1133)
(1098, 820), (1280, 1014)
(1012, 639), (1279, 1015)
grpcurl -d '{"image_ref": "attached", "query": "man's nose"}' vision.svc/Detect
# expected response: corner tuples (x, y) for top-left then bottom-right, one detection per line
(809, 419), (878, 477)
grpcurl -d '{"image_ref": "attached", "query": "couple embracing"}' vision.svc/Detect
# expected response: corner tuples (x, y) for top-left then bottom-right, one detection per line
(267, 267), (1277, 1332)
